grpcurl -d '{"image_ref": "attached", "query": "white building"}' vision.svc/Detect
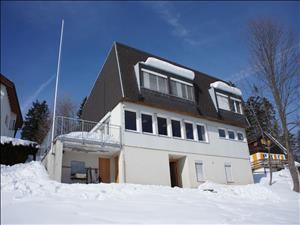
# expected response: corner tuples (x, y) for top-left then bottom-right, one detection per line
(42, 42), (254, 187)
(0, 74), (23, 137)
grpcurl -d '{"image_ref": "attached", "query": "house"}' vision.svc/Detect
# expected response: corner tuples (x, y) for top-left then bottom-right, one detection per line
(41, 42), (254, 187)
(0, 74), (23, 137)
(248, 132), (288, 171)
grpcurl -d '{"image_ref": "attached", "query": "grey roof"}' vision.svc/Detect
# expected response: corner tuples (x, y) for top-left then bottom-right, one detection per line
(82, 42), (248, 128)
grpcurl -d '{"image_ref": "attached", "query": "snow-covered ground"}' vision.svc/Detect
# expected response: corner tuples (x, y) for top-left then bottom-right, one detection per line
(1, 162), (299, 224)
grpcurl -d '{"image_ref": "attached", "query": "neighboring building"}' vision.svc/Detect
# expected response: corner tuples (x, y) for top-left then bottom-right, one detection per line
(42, 42), (254, 187)
(248, 132), (288, 171)
(0, 74), (23, 137)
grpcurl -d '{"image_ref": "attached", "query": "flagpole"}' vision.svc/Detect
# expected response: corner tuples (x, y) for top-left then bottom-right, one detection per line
(51, 19), (64, 154)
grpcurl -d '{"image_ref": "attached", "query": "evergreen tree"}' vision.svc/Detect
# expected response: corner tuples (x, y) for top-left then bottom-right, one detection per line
(77, 96), (87, 119)
(244, 96), (280, 140)
(21, 100), (50, 144)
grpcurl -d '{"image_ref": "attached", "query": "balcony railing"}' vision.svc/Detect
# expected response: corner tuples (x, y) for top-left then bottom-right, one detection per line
(37, 116), (121, 160)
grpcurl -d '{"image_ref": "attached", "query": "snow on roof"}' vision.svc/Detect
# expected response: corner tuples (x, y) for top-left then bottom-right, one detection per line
(144, 57), (195, 80)
(210, 81), (242, 96)
(0, 136), (38, 147)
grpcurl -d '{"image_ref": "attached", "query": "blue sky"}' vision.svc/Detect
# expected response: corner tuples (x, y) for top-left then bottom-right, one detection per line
(1, 1), (299, 115)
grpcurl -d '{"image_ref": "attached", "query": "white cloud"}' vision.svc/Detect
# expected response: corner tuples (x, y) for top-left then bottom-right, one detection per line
(21, 74), (55, 113)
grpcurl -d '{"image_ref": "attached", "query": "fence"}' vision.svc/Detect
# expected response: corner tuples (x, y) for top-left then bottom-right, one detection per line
(37, 116), (121, 160)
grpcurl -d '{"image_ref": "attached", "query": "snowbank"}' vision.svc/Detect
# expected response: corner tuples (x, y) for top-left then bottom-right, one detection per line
(0, 136), (38, 147)
(210, 81), (242, 96)
(1, 162), (299, 224)
(144, 57), (195, 80)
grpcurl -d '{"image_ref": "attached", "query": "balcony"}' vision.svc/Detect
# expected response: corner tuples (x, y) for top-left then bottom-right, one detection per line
(37, 116), (121, 160)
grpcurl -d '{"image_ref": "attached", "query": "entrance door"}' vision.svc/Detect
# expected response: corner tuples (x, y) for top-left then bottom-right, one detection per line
(98, 158), (110, 183)
(169, 161), (179, 187)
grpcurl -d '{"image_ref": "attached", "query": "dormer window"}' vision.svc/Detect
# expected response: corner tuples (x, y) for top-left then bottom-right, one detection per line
(141, 69), (168, 94)
(170, 78), (194, 101)
(216, 92), (243, 114)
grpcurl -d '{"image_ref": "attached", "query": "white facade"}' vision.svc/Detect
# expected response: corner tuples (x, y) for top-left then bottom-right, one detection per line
(46, 101), (253, 187)
(1, 83), (17, 137)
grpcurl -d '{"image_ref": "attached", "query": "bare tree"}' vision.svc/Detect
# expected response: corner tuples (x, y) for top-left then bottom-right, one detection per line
(248, 18), (300, 192)
(56, 95), (77, 118)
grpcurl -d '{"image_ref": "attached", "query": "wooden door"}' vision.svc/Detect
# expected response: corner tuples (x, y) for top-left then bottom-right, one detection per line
(98, 158), (110, 183)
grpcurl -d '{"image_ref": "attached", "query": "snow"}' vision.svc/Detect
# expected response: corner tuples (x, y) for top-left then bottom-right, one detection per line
(210, 81), (242, 96)
(144, 57), (195, 80)
(1, 162), (299, 224)
(0, 136), (38, 147)
(59, 131), (119, 144)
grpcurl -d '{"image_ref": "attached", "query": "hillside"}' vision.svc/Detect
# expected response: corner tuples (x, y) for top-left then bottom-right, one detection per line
(1, 162), (299, 224)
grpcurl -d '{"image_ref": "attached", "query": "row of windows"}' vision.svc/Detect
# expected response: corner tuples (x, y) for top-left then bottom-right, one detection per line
(125, 110), (207, 142)
(142, 70), (194, 101)
(195, 161), (233, 183)
(216, 92), (242, 114)
(218, 128), (244, 141)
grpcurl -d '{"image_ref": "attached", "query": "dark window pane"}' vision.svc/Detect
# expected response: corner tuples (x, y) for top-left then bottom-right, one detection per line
(228, 131), (235, 139)
(197, 125), (206, 141)
(170, 80), (178, 96)
(157, 117), (168, 135)
(236, 101), (241, 114)
(125, 110), (136, 131)
(218, 129), (226, 138)
(237, 133), (244, 141)
(71, 161), (85, 176)
(142, 114), (153, 133)
(171, 120), (181, 137)
(185, 122), (194, 139)
(181, 84), (187, 99)
(229, 99), (235, 112)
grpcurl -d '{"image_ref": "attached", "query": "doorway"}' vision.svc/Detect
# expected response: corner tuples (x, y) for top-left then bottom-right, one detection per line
(98, 158), (110, 183)
(169, 161), (179, 187)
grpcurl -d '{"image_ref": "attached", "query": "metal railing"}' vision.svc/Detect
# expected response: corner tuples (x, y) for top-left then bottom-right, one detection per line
(37, 116), (121, 160)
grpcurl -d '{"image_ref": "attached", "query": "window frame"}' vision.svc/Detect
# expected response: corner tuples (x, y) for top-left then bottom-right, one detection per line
(157, 115), (168, 136)
(227, 130), (236, 140)
(224, 162), (234, 183)
(237, 132), (244, 141)
(171, 118), (182, 138)
(184, 121), (194, 140)
(216, 92), (230, 111)
(124, 109), (138, 132)
(218, 128), (227, 139)
(170, 78), (194, 102)
(230, 97), (243, 114)
(141, 69), (169, 95)
(140, 112), (154, 134)
(196, 123), (208, 143)
(195, 160), (205, 182)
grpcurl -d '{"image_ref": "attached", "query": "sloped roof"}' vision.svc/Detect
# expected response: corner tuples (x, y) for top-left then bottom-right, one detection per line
(115, 42), (248, 128)
(0, 74), (23, 129)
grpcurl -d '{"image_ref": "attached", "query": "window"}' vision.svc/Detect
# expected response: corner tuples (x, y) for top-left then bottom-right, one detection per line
(71, 161), (85, 176)
(218, 129), (226, 138)
(141, 114), (153, 133)
(9, 119), (16, 130)
(157, 117), (168, 136)
(237, 132), (244, 141)
(171, 120), (181, 138)
(197, 125), (206, 141)
(142, 71), (168, 94)
(216, 93), (229, 110)
(225, 163), (233, 183)
(195, 161), (204, 182)
(185, 122), (194, 140)
(170, 78), (194, 101)
(125, 110), (137, 131)
(228, 131), (235, 140)
(5, 115), (9, 127)
(230, 98), (242, 114)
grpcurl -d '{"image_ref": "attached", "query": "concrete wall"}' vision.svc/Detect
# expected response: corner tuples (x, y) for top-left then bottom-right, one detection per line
(123, 146), (253, 187)
(113, 102), (254, 187)
(0, 84), (17, 137)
